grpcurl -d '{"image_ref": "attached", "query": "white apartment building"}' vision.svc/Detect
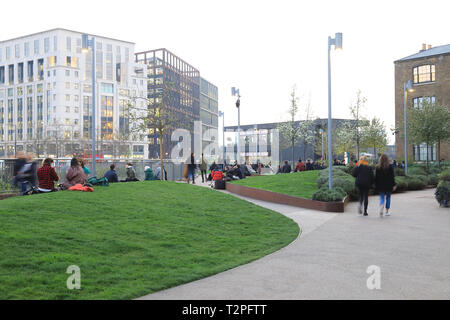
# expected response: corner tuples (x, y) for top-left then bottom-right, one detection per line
(0, 28), (148, 159)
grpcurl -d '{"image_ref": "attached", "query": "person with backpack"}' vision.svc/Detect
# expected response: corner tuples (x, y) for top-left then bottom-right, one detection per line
(352, 155), (374, 216)
(125, 163), (138, 181)
(375, 154), (397, 217)
(78, 158), (91, 176)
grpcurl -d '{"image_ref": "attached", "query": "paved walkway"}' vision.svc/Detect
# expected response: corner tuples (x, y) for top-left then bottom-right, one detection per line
(138, 185), (450, 300)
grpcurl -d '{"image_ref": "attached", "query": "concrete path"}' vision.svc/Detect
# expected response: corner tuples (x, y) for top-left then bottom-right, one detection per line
(138, 186), (450, 300)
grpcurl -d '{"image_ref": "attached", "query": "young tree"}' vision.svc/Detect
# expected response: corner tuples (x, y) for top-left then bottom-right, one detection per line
(348, 90), (368, 159)
(127, 84), (176, 177)
(361, 117), (388, 162)
(407, 99), (450, 168)
(297, 95), (316, 160)
(277, 86), (302, 166)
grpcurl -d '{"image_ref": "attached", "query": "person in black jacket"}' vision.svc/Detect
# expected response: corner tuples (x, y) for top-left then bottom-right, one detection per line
(187, 153), (196, 184)
(281, 160), (292, 173)
(375, 154), (397, 217)
(352, 155), (374, 216)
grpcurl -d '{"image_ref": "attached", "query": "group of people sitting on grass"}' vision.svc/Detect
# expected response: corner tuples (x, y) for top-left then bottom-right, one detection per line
(12, 154), (167, 195)
(277, 158), (323, 174)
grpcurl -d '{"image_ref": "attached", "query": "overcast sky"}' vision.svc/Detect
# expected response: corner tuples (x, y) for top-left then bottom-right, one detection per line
(2, 0), (449, 144)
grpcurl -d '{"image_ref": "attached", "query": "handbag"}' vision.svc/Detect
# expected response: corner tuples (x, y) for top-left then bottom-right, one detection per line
(183, 164), (188, 179)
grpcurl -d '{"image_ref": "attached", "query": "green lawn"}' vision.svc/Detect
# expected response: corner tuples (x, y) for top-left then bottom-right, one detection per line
(231, 171), (319, 199)
(0, 181), (299, 299)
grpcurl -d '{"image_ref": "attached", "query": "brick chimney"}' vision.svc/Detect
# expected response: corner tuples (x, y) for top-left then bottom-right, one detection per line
(428, 44), (432, 50)
(421, 43), (427, 51)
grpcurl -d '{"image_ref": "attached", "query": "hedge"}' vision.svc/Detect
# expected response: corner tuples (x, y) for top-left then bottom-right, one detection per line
(312, 186), (347, 202)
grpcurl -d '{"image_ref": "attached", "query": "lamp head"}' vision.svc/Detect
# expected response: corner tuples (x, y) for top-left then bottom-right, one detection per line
(334, 33), (343, 50)
(405, 80), (414, 92)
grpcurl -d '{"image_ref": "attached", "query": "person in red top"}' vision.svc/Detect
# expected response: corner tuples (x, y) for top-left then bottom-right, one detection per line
(294, 158), (306, 172)
(37, 158), (59, 192)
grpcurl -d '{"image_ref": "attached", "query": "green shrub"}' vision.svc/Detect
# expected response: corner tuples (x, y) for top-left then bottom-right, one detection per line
(405, 176), (426, 190)
(408, 166), (427, 176)
(395, 176), (408, 191)
(394, 167), (406, 176)
(435, 181), (450, 206)
(427, 166), (443, 175)
(427, 174), (439, 187)
(438, 169), (450, 182)
(312, 186), (346, 202)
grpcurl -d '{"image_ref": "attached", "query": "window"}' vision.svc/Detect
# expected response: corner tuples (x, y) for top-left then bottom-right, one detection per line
(8, 65), (14, 85)
(74, 83), (79, 90)
(24, 42), (30, 57)
(34, 40), (40, 54)
(37, 59), (44, 80)
(54, 35), (58, 51)
(66, 106), (70, 113)
(27, 61), (34, 82)
(65, 70), (70, 77)
(66, 82), (70, 89)
(17, 87), (23, 96)
(413, 65), (435, 84)
(413, 96), (435, 109)
(44, 37), (50, 53)
(0, 66), (4, 84)
(48, 56), (57, 67)
(74, 119), (79, 125)
(6, 47), (10, 60)
(74, 107), (79, 113)
(413, 143), (436, 161)
(66, 94), (70, 101)
(74, 95), (79, 101)
(101, 83), (114, 94)
(15, 44), (20, 58)
(66, 37), (71, 52)
(75, 71), (79, 78)
(27, 85), (33, 95)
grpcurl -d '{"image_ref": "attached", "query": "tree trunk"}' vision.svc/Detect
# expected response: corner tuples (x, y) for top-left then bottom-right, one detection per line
(291, 139), (294, 169)
(160, 131), (164, 181)
(426, 141), (429, 170)
(438, 138), (441, 168)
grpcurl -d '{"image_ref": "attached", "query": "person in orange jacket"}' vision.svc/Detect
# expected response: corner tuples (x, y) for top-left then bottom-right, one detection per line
(294, 158), (306, 172)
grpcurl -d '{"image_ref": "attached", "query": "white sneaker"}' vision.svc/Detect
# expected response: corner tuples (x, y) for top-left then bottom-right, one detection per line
(379, 205), (384, 216)
(385, 211), (391, 216)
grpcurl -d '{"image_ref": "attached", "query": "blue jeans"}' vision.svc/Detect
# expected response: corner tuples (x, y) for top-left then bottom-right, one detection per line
(379, 192), (391, 209)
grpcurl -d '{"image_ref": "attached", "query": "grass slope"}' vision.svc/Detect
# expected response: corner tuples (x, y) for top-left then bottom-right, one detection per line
(0, 181), (298, 299)
(231, 171), (319, 199)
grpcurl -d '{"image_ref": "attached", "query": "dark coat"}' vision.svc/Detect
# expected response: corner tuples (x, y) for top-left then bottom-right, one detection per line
(104, 169), (118, 183)
(352, 164), (374, 189)
(282, 163), (292, 173)
(375, 166), (396, 193)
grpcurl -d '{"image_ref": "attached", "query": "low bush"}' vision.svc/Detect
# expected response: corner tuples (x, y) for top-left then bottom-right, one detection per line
(435, 181), (450, 206)
(408, 166), (427, 176)
(394, 167), (406, 176)
(395, 176), (408, 191)
(427, 174), (439, 187)
(438, 169), (450, 182)
(405, 176), (426, 190)
(312, 186), (347, 202)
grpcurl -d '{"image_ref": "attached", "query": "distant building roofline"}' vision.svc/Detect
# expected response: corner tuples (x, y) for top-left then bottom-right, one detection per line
(394, 44), (450, 63)
(0, 28), (135, 45)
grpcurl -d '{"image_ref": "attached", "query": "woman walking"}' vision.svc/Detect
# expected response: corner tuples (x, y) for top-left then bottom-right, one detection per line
(375, 154), (397, 217)
(187, 153), (196, 184)
(352, 155), (374, 216)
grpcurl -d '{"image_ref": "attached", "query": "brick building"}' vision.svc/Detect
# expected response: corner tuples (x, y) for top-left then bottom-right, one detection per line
(394, 43), (450, 162)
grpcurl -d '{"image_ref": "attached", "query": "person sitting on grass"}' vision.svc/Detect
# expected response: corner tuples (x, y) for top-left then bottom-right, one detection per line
(125, 163), (139, 182)
(37, 158), (59, 192)
(144, 166), (154, 181)
(104, 164), (118, 183)
(78, 157), (90, 176)
(61, 157), (87, 190)
(282, 160), (292, 173)
(294, 158), (306, 172)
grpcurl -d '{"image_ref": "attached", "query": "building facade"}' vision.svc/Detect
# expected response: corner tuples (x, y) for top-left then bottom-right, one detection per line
(135, 49), (200, 159)
(200, 77), (219, 161)
(0, 28), (148, 159)
(394, 43), (450, 162)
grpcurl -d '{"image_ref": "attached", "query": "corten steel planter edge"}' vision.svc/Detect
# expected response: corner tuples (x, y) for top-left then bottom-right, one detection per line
(226, 182), (348, 213)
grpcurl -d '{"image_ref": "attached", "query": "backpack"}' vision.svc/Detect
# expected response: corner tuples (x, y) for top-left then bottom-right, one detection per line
(214, 179), (226, 190)
(87, 176), (109, 186)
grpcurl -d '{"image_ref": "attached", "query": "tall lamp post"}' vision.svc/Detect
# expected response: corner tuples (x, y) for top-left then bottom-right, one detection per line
(231, 87), (241, 164)
(403, 80), (414, 175)
(327, 32), (343, 190)
(82, 34), (96, 177)
(219, 111), (225, 165)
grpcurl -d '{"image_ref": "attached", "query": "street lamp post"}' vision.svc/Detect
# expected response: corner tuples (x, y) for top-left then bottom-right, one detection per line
(231, 87), (241, 164)
(219, 111), (225, 165)
(327, 32), (343, 190)
(403, 80), (414, 175)
(82, 34), (96, 177)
